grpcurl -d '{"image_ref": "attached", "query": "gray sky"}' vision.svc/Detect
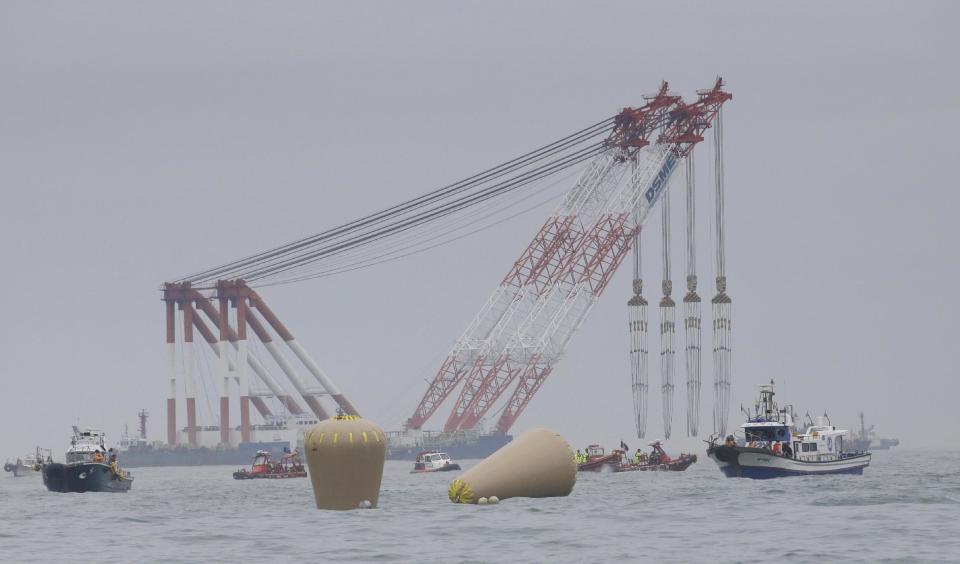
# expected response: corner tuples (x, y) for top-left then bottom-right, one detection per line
(2, 1), (958, 457)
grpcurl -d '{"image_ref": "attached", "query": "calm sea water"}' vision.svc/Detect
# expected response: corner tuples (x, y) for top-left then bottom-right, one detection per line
(2, 448), (958, 563)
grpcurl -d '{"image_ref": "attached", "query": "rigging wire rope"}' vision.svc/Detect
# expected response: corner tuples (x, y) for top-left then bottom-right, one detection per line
(228, 142), (607, 283)
(176, 117), (615, 285)
(257, 162), (581, 286)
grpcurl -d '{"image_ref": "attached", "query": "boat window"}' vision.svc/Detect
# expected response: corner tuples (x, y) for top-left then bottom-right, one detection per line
(66, 452), (92, 463)
(745, 426), (788, 443)
(809, 442), (817, 452)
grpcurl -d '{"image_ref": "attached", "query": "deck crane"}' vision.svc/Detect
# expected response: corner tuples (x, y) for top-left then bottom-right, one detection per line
(408, 79), (731, 435)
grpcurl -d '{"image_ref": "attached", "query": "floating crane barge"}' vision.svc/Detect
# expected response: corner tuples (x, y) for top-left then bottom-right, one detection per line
(150, 79), (732, 464)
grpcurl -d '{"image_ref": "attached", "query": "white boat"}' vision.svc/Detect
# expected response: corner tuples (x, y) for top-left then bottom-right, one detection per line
(410, 451), (462, 473)
(3, 447), (51, 477)
(706, 381), (871, 478)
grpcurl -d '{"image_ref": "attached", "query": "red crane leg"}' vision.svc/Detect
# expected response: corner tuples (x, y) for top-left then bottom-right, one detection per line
(444, 355), (510, 431)
(460, 216), (635, 428)
(483, 219), (638, 433)
(456, 360), (523, 431)
(250, 396), (273, 418)
(501, 215), (579, 291)
(410, 215), (581, 430)
(186, 398), (198, 447)
(443, 358), (489, 431)
(442, 218), (585, 430)
(240, 396), (251, 443)
(495, 362), (553, 435)
(406, 356), (466, 430)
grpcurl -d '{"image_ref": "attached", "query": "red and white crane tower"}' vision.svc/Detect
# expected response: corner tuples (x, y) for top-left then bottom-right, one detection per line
(161, 78), (731, 446)
(408, 79), (731, 437)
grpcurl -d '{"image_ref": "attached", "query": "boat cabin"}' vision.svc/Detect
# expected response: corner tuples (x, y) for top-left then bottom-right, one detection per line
(585, 445), (605, 458)
(250, 450), (274, 474)
(66, 428), (110, 464)
(737, 381), (798, 449)
(792, 424), (847, 462)
(742, 421), (794, 445)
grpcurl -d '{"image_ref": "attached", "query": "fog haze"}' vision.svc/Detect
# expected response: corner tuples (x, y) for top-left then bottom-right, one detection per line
(2, 1), (958, 457)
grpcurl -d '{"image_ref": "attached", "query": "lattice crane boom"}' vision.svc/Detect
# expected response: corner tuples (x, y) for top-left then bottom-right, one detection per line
(486, 81), (730, 434)
(406, 153), (621, 430)
(439, 89), (683, 432)
(452, 148), (676, 432)
(406, 79), (730, 435)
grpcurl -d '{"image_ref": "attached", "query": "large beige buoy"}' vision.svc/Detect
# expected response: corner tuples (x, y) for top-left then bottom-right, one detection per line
(304, 415), (386, 510)
(448, 427), (576, 504)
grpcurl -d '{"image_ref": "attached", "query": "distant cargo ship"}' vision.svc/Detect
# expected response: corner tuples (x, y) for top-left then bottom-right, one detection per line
(114, 410), (313, 467)
(384, 431), (511, 461)
(845, 412), (899, 452)
(115, 411), (510, 466)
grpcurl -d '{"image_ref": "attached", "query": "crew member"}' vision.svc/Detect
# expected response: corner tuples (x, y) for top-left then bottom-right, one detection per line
(92, 450), (104, 463)
(108, 454), (124, 480)
(782, 442), (793, 458)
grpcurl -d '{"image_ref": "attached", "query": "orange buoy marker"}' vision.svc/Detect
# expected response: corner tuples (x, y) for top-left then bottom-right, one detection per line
(304, 415), (386, 510)
(448, 427), (576, 504)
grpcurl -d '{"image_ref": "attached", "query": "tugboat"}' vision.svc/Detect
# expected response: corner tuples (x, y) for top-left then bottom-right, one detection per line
(410, 451), (461, 473)
(577, 442), (696, 472)
(706, 381), (871, 478)
(42, 428), (133, 492)
(233, 449), (307, 479)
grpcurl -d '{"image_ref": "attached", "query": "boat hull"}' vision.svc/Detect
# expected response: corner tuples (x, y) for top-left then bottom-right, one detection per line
(4, 463), (38, 477)
(410, 464), (461, 474)
(233, 470), (307, 480)
(616, 455), (697, 472)
(577, 454), (623, 472)
(42, 463), (133, 492)
(707, 445), (870, 479)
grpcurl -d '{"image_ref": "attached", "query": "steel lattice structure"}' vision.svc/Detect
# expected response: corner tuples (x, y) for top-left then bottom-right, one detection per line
(407, 79), (731, 435)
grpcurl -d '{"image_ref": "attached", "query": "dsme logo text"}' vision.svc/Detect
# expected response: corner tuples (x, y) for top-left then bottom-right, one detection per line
(644, 154), (677, 205)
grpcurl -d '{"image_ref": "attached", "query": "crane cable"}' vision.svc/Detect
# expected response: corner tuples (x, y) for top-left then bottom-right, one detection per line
(234, 142), (607, 283)
(256, 163), (582, 286)
(176, 117), (615, 285)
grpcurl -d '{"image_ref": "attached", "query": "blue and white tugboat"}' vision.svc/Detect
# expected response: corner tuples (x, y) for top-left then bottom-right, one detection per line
(42, 427), (133, 493)
(707, 381), (870, 479)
